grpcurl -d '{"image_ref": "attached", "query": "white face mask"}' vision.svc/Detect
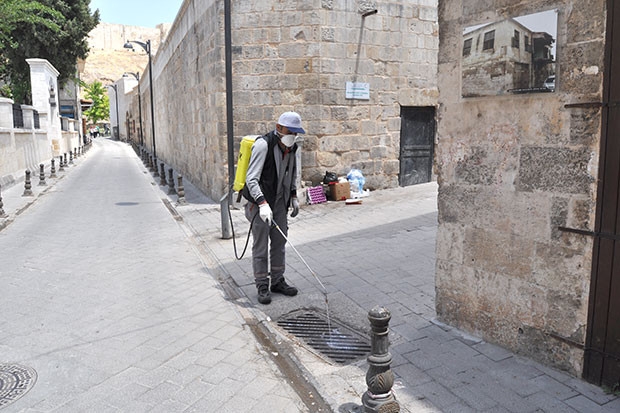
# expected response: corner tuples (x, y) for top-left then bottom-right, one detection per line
(280, 134), (296, 148)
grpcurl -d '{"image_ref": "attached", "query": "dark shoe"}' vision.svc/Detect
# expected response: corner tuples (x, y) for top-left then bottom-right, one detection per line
(257, 284), (271, 304)
(271, 279), (298, 296)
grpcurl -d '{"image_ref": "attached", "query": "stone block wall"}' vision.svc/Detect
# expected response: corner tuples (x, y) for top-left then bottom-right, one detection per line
(436, 0), (605, 375)
(136, 0), (439, 200)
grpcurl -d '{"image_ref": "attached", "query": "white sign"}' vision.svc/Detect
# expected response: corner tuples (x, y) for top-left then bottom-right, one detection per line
(345, 82), (370, 100)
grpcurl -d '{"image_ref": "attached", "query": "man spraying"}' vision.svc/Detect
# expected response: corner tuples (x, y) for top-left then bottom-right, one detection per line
(242, 112), (305, 304)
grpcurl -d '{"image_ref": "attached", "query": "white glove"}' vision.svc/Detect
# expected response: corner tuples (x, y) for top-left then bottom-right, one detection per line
(259, 203), (273, 225)
(291, 197), (299, 217)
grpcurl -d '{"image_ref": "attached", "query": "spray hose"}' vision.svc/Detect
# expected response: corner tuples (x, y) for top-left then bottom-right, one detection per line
(228, 194), (256, 260)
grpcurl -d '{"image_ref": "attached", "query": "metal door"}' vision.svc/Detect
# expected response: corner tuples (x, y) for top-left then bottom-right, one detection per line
(399, 106), (435, 186)
(583, 0), (620, 389)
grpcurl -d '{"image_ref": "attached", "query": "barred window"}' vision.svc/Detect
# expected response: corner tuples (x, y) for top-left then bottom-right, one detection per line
(483, 30), (495, 50)
(512, 30), (520, 48)
(463, 38), (473, 56)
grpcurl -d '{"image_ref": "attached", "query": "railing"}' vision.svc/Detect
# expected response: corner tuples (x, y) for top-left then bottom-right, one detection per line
(33, 110), (40, 129)
(12, 104), (23, 128)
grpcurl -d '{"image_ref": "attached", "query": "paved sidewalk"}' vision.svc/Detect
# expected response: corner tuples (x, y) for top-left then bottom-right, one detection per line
(160, 157), (620, 411)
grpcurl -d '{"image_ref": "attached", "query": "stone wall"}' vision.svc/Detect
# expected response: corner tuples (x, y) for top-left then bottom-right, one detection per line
(436, 0), (605, 375)
(126, 0), (439, 200)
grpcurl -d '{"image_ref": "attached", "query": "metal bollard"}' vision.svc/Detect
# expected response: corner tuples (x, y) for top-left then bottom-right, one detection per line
(149, 155), (154, 171)
(38, 164), (46, 186)
(176, 175), (187, 205)
(22, 170), (34, 197)
(153, 156), (159, 177)
(58, 155), (65, 171)
(69, 150), (74, 165)
(64, 153), (68, 167)
(50, 158), (57, 178)
(220, 193), (232, 239)
(0, 184), (7, 218)
(159, 163), (167, 186)
(362, 306), (400, 413)
(168, 168), (176, 195)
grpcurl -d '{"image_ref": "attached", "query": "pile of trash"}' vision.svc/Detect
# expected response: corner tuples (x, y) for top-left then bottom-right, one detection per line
(306, 169), (369, 205)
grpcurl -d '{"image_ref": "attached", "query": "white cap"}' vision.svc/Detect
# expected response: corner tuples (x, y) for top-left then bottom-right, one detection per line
(277, 111), (305, 134)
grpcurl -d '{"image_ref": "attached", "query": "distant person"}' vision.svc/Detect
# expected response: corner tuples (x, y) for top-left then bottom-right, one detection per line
(242, 112), (305, 304)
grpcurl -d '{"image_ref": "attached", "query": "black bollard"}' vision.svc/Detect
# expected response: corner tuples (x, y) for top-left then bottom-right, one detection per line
(149, 155), (155, 171)
(362, 306), (399, 413)
(159, 163), (167, 186)
(58, 155), (65, 172)
(0, 184), (6, 218)
(69, 150), (74, 165)
(153, 157), (159, 177)
(22, 170), (34, 197)
(176, 175), (187, 205)
(64, 153), (68, 167)
(168, 168), (176, 195)
(38, 164), (46, 186)
(50, 158), (57, 178)
(73, 148), (77, 160)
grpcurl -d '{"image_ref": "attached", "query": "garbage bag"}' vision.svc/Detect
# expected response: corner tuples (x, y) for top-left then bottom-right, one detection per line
(347, 169), (365, 194)
(322, 171), (338, 184)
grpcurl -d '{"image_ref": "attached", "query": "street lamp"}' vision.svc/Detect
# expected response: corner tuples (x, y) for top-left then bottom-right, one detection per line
(124, 72), (143, 148)
(124, 39), (156, 158)
(106, 83), (119, 140)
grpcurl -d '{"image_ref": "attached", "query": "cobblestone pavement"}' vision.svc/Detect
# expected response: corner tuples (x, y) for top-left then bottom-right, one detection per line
(1, 138), (619, 412)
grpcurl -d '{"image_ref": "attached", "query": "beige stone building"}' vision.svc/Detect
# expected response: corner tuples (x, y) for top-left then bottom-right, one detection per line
(120, 0), (439, 199)
(436, 0), (619, 388)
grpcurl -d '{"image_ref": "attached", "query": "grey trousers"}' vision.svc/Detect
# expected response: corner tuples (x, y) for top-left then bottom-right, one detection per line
(245, 201), (288, 287)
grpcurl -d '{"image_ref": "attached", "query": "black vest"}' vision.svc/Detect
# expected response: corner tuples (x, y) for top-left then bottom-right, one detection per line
(242, 131), (298, 206)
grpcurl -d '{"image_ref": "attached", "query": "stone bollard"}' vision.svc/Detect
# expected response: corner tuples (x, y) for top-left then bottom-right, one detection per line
(159, 163), (167, 186)
(168, 168), (176, 195)
(153, 157), (159, 177)
(0, 185), (7, 218)
(22, 170), (34, 197)
(38, 164), (47, 186)
(50, 158), (57, 178)
(362, 306), (399, 413)
(176, 175), (187, 205)
(58, 155), (65, 172)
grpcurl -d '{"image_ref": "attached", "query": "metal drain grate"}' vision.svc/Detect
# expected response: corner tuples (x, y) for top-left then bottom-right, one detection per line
(0, 363), (37, 408)
(277, 311), (371, 365)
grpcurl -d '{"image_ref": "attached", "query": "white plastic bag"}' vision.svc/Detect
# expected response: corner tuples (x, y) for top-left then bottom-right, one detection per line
(347, 169), (365, 194)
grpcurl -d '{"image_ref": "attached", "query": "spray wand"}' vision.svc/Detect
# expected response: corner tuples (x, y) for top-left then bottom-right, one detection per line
(272, 222), (331, 332)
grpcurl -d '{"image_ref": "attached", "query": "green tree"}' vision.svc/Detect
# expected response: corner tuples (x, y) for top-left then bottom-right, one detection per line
(0, 0), (99, 103)
(83, 81), (109, 125)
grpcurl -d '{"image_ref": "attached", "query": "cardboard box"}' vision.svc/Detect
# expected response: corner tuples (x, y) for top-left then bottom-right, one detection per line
(329, 181), (350, 201)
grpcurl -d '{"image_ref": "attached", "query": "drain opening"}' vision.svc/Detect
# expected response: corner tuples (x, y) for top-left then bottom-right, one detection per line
(277, 311), (371, 365)
(0, 363), (37, 408)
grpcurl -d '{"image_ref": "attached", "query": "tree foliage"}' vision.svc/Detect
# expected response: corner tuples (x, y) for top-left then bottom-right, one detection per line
(0, 0), (99, 103)
(83, 80), (109, 125)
